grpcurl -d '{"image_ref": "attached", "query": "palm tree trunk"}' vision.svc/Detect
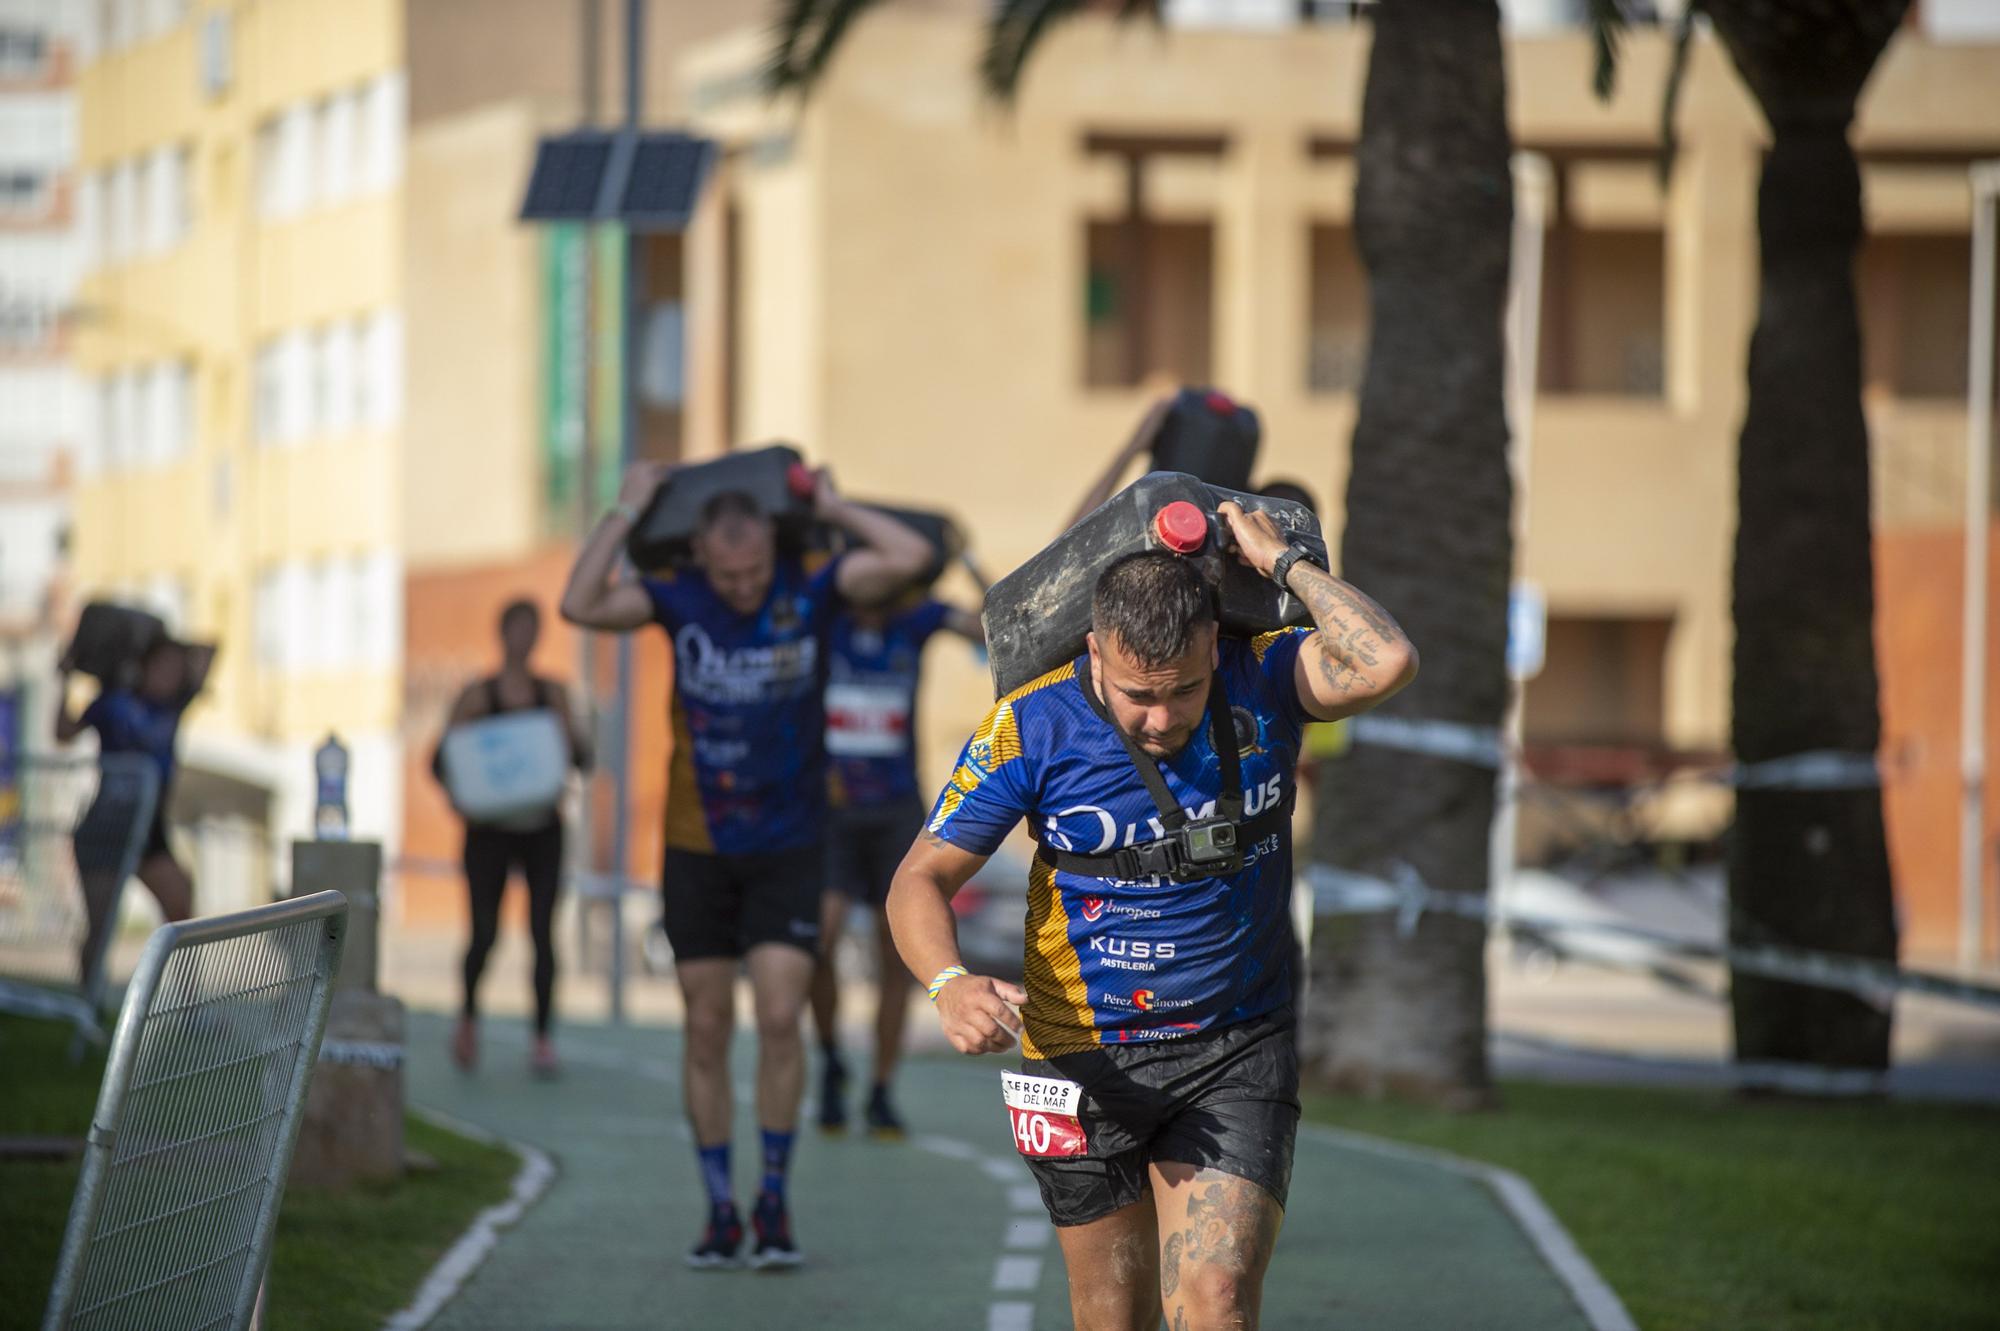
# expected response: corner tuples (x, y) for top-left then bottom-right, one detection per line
(1707, 0), (1908, 1072)
(1305, 0), (1513, 1108)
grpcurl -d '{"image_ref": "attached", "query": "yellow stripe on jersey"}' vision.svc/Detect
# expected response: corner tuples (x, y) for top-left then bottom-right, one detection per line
(663, 692), (714, 853)
(1000, 660), (1078, 706)
(1250, 625), (1312, 664)
(929, 665), (1074, 832)
(1020, 854), (1100, 1059)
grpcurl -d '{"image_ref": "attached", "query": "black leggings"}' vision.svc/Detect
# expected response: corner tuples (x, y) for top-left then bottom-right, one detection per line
(462, 821), (564, 1035)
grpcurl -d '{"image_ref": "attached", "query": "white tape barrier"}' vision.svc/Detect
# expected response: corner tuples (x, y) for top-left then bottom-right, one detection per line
(1346, 715), (1881, 792)
(1304, 862), (2000, 1015)
(1492, 1029), (1893, 1098)
(1349, 715), (1507, 769)
(319, 1038), (405, 1070)
(1730, 750), (1881, 791)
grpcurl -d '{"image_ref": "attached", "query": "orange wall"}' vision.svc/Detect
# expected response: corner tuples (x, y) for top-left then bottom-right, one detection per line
(400, 544), (672, 929)
(1877, 523), (2000, 964)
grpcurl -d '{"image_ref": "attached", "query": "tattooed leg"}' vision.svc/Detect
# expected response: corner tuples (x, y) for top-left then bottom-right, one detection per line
(1151, 1163), (1284, 1331)
(1054, 1193), (1162, 1331)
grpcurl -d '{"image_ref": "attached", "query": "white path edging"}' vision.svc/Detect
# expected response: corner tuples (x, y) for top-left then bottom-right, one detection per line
(381, 1106), (559, 1331)
(1298, 1124), (1637, 1331)
(912, 1133), (1051, 1331)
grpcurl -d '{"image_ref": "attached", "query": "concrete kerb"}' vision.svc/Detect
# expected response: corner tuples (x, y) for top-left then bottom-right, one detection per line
(382, 1106), (559, 1331)
(1296, 1123), (1639, 1331)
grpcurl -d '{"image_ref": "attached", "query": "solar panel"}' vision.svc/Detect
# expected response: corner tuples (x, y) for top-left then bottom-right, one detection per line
(619, 134), (714, 230)
(519, 130), (715, 229)
(519, 132), (617, 221)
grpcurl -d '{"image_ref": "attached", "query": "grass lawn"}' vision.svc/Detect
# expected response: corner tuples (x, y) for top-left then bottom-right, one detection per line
(1304, 1079), (2000, 1331)
(0, 1013), (519, 1331)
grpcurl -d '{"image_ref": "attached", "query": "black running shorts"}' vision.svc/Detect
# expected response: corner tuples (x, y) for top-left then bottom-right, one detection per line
(1015, 1012), (1300, 1227)
(659, 845), (824, 961)
(824, 798), (927, 907)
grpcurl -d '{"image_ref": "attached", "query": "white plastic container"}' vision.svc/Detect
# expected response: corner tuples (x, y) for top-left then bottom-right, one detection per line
(440, 710), (569, 827)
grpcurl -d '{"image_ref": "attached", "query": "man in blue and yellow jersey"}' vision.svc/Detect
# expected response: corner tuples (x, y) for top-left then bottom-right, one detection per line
(562, 460), (931, 1272)
(887, 504), (1417, 1331)
(812, 588), (983, 1138)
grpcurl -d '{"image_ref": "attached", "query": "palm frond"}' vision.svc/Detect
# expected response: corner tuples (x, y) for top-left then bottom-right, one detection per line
(981, 0), (1087, 102)
(763, 0), (885, 98)
(1586, 0), (1627, 101)
(764, 0), (818, 93)
(1656, 0), (1702, 187)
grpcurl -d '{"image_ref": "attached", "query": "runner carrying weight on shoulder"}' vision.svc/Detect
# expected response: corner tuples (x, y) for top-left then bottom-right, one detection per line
(887, 502), (1417, 1331)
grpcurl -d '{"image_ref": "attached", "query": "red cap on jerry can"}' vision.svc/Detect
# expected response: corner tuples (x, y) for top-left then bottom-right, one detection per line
(786, 463), (816, 497)
(1154, 501), (1209, 554)
(1203, 391), (1237, 414)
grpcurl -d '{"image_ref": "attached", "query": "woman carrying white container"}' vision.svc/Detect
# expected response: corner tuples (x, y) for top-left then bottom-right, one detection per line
(434, 599), (591, 1078)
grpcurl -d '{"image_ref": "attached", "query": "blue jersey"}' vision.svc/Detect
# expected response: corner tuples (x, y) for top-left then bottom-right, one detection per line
(826, 601), (952, 812)
(82, 689), (187, 790)
(645, 557), (843, 855)
(926, 629), (1313, 1057)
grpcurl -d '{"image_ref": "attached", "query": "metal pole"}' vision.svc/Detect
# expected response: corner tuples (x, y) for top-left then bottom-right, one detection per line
(1492, 152), (1550, 930)
(1961, 161), (2000, 971)
(581, 0), (600, 126)
(624, 0), (643, 130)
(600, 0), (646, 1025)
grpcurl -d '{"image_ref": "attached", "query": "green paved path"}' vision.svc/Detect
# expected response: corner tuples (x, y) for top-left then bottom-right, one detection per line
(404, 1011), (1610, 1330)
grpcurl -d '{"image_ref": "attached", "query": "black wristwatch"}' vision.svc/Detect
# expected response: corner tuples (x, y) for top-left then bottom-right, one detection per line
(1268, 540), (1325, 591)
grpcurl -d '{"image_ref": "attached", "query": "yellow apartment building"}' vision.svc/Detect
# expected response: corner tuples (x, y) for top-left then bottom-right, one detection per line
(71, 0), (407, 888)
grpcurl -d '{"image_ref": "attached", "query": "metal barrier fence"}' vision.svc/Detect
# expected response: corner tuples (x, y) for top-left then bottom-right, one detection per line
(41, 890), (350, 1331)
(0, 753), (160, 1046)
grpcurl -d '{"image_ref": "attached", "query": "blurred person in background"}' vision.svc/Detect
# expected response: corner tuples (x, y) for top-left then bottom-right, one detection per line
(813, 581), (986, 1138)
(435, 599), (591, 1080)
(561, 460), (930, 1270)
(54, 635), (214, 979)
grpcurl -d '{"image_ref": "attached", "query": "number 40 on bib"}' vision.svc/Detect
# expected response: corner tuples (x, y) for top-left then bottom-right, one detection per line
(1002, 1072), (1089, 1158)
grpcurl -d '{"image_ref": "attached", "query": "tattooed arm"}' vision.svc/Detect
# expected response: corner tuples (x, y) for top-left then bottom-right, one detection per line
(1215, 501), (1418, 723)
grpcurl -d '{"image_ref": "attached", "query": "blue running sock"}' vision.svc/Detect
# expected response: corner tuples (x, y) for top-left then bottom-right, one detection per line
(696, 1143), (733, 1212)
(760, 1129), (795, 1204)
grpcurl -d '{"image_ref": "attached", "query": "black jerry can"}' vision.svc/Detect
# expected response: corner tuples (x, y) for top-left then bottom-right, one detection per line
(66, 601), (167, 687)
(625, 443), (818, 571)
(1150, 388), (1261, 493)
(981, 472), (1323, 698)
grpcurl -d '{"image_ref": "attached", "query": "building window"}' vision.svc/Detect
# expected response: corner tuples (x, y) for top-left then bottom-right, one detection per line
(1523, 615), (1673, 748)
(0, 167), (51, 219)
(1541, 228), (1666, 396)
(1861, 230), (1998, 401)
(253, 333), (312, 445)
(1084, 219), (1215, 388)
(315, 320), (358, 435)
(107, 159), (137, 261)
(257, 104), (314, 219)
(140, 144), (192, 253)
(358, 310), (402, 429)
(1307, 223), (1367, 393)
(356, 550), (401, 668)
(359, 73), (406, 193)
(0, 27), (49, 80)
(317, 90), (358, 205)
(1081, 134), (1226, 389)
(258, 76), (404, 223)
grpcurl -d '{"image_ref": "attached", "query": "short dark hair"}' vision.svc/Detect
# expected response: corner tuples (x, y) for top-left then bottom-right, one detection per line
(1091, 552), (1216, 668)
(699, 490), (766, 532)
(499, 599), (540, 633)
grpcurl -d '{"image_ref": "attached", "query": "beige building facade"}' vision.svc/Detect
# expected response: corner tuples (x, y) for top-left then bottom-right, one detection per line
(393, 7), (1999, 956)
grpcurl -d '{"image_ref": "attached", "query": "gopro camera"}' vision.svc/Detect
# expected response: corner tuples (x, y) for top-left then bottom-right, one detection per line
(1176, 816), (1241, 878)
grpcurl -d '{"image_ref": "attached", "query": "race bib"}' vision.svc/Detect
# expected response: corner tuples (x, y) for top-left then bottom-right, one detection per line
(825, 683), (912, 758)
(1002, 1072), (1088, 1158)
